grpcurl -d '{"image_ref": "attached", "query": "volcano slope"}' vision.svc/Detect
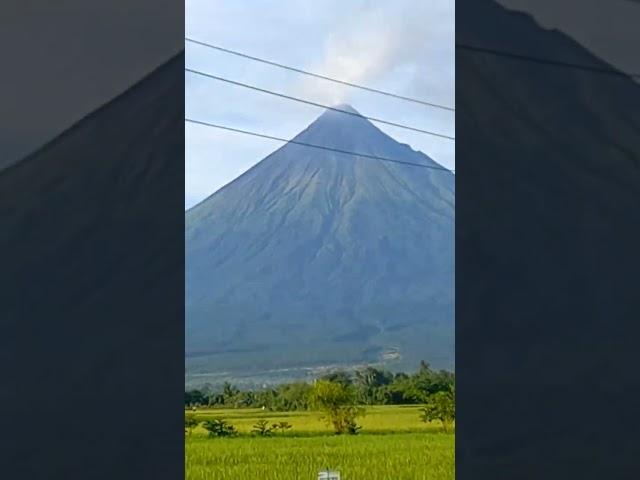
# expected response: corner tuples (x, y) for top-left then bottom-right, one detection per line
(186, 105), (454, 379)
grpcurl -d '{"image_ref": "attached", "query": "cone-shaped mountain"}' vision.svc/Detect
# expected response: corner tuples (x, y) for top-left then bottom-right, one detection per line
(186, 105), (455, 379)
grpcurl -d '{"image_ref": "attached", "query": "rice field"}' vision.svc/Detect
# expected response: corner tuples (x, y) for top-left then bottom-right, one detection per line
(185, 405), (454, 479)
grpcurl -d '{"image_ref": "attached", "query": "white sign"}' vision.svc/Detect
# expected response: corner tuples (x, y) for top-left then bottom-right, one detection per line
(318, 469), (340, 480)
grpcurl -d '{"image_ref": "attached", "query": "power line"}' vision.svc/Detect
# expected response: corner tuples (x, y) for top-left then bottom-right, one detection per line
(456, 43), (640, 79)
(185, 67), (456, 141)
(185, 37), (455, 112)
(185, 118), (455, 172)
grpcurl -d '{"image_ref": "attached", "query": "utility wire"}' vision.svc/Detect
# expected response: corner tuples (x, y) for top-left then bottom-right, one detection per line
(185, 118), (455, 172)
(185, 67), (455, 141)
(456, 43), (640, 79)
(185, 37), (455, 112)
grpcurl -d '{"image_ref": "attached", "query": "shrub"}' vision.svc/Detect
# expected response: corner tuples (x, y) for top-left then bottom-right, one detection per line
(202, 418), (238, 437)
(309, 380), (365, 435)
(272, 421), (293, 434)
(421, 388), (455, 433)
(251, 419), (273, 437)
(345, 418), (362, 435)
(184, 413), (199, 435)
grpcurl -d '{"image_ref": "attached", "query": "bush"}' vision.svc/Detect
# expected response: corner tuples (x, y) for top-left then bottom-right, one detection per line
(421, 388), (455, 433)
(251, 419), (273, 437)
(272, 421), (293, 434)
(309, 380), (365, 435)
(202, 418), (238, 437)
(345, 418), (362, 435)
(184, 413), (199, 435)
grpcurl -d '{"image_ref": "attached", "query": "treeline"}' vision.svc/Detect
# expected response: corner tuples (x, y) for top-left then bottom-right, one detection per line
(185, 361), (454, 411)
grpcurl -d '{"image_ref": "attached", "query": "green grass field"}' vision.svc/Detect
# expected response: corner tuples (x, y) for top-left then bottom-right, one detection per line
(185, 405), (454, 479)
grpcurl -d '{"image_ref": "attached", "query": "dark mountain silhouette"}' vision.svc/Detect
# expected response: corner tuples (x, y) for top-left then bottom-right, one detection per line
(456, 1), (640, 478)
(186, 104), (455, 377)
(0, 54), (184, 478)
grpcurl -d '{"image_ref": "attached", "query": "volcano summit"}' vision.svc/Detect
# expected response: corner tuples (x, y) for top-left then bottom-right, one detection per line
(186, 106), (454, 382)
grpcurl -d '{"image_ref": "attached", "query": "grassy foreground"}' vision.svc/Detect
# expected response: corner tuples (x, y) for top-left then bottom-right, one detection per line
(185, 405), (454, 480)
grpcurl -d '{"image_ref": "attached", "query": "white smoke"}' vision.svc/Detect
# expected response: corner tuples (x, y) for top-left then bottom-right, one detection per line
(297, 0), (454, 106)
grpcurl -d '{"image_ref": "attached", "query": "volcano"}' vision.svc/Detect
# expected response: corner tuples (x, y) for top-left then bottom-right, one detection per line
(185, 105), (454, 379)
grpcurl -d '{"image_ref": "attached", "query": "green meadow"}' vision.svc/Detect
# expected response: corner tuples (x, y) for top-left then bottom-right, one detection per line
(185, 405), (454, 480)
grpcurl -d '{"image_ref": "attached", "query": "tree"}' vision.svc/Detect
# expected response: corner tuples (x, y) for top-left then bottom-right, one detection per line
(380, 377), (415, 404)
(354, 367), (393, 405)
(255, 388), (278, 411)
(275, 382), (313, 411)
(184, 362), (455, 413)
(421, 387), (455, 433)
(185, 389), (208, 407)
(208, 393), (225, 406)
(309, 380), (364, 435)
(394, 361), (456, 403)
(184, 413), (199, 435)
(222, 382), (240, 405)
(235, 390), (256, 408)
(320, 370), (352, 387)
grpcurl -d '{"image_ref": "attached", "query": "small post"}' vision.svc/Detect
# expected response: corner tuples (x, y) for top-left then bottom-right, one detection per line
(318, 468), (340, 480)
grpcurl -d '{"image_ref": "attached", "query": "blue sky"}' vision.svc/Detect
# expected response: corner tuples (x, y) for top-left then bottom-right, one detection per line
(185, 0), (455, 209)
